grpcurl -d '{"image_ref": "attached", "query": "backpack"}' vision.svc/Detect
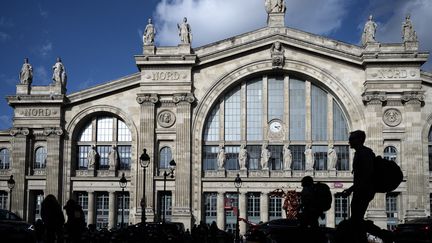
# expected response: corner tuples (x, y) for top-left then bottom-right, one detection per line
(313, 182), (332, 212)
(372, 156), (403, 193)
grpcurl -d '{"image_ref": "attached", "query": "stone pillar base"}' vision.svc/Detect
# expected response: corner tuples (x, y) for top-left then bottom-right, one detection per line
(267, 13), (285, 27)
(145, 207), (155, 222)
(16, 84), (30, 95)
(178, 44), (191, 54)
(404, 41), (419, 51)
(143, 45), (156, 55)
(329, 169), (337, 177)
(305, 170), (314, 176)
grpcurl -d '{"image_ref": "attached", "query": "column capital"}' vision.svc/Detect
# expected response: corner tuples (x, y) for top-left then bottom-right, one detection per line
(10, 127), (30, 136)
(173, 93), (195, 104)
(43, 127), (64, 136)
(362, 91), (387, 105)
(402, 91), (425, 106)
(136, 93), (159, 104)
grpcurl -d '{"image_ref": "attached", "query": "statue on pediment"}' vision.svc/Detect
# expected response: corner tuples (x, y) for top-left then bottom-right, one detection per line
(361, 15), (378, 46)
(52, 57), (67, 86)
(239, 144), (247, 170)
(87, 145), (99, 169)
(143, 18), (156, 45)
(19, 58), (33, 85)
(177, 17), (192, 44)
(283, 144), (292, 170)
(328, 144), (337, 170)
(109, 145), (118, 170)
(402, 15), (417, 42)
(217, 144), (226, 170)
(271, 41), (285, 67)
(304, 144), (314, 170)
(260, 143), (271, 170)
(265, 0), (286, 14)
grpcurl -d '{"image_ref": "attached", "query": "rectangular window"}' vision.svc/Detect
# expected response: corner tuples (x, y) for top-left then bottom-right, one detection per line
(386, 193), (398, 231)
(311, 85), (327, 141)
(313, 145), (327, 170)
(225, 193), (238, 232)
(34, 192), (44, 221)
(117, 192), (130, 227)
(333, 100), (348, 141)
(204, 104), (220, 141)
(97, 146), (110, 169)
(77, 192), (89, 223)
(0, 149), (10, 169)
(268, 77), (284, 121)
(224, 87), (241, 141)
(203, 146), (218, 170)
(117, 120), (131, 142)
(291, 145), (305, 170)
(96, 192), (109, 229)
(269, 196), (282, 220)
(247, 193), (260, 224)
(204, 193), (217, 225)
(159, 191), (172, 222)
(335, 145), (349, 171)
(225, 146), (240, 170)
(78, 146), (90, 169)
(79, 123), (93, 141)
(289, 79), (305, 141)
(118, 146), (131, 170)
(335, 193), (349, 226)
(247, 79), (263, 140)
(247, 145), (261, 170)
(269, 145), (283, 170)
(0, 191), (7, 209)
(97, 117), (113, 142)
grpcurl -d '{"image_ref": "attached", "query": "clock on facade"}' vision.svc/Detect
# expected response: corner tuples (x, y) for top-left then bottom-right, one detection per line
(269, 120), (283, 133)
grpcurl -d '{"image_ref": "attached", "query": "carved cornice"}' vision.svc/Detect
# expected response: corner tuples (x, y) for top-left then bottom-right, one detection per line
(362, 91), (387, 105)
(173, 93), (195, 104)
(402, 91), (425, 106)
(10, 127), (30, 136)
(43, 127), (64, 136)
(136, 93), (159, 104)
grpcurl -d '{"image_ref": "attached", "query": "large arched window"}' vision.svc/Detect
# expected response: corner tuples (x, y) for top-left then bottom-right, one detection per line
(202, 74), (350, 172)
(159, 147), (172, 170)
(35, 147), (47, 169)
(384, 146), (397, 162)
(76, 116), (132, 170)
(0, 148), (10, 169)
(429, 128), (432, 171)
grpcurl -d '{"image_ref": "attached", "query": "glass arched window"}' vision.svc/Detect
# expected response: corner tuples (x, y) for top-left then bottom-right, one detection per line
(35, 147), (47, 169)
(202, 74), (350, 172)
(429, 128), (432, 171)
(159, 147), (172, 169)
(0, 148), (10, 169)
(76, 116), (132, 170)
(384, 146), (397, 162)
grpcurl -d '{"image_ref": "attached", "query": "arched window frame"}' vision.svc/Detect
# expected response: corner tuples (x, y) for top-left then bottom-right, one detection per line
(383, 146), (397, 162)
(34, 146), (47, 169)
(0, 148), (10, 170)
(159, 146), (172, 170)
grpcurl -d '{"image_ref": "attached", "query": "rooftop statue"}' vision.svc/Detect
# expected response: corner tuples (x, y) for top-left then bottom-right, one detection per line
(19, 58), (33, 85)
(361, 15), (378, 46)
(265, 0), (286, 14)
(177, 17), (192, 44)
(402, 15), (417, 42)
(52, 57), (67, 86)
(143, 18), (156, 45)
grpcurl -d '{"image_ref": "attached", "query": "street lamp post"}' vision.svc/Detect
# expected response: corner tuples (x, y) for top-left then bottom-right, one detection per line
(7, 175), (15, 213)
(119, 172), (127, 229)
(162, 159), (176, 223)
(140, 149), (150, 224)
(234, 174), (242, 243)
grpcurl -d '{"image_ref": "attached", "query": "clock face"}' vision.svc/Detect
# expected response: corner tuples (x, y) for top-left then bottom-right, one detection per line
(269, 121), (282, 133)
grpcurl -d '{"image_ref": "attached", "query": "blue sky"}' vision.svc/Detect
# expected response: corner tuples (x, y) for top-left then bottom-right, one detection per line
(1, 0), (431, 130)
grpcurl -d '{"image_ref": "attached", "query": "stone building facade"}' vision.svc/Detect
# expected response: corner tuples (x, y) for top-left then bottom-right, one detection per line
(1, 4), (432, 233)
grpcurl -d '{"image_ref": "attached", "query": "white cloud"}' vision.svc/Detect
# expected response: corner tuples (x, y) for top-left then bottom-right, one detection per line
(0, 32), (10, 42)
(39, 41), (53, 57)
(153, 0), (348, 47)
(34, 66), (50, 84)
(38, 4), (48, 18)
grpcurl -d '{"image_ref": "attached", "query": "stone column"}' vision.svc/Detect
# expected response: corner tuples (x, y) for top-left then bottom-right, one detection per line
(217, 192), (225, 230)
(327, 195), (336, 228)
(239, 192), (246, 235)
(88, 191), (95, 225)
(362, 92), (387, 228)
(108, 191), (116, 229)
(136, 93), (158, 222)
(10, 128), (30, 218)
(44, 127), (63, 200)
(402, 92), (427, 219)
(172, 93), (195, 229)
(260, 192), (269, 223)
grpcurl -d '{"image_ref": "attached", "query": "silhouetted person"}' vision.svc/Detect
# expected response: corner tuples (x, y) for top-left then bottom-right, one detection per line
(35, 219), (45, 243)
(210, 221), (219, 243)
(299, 176), (320, 228)
(64, 199), (86, 243)
(41, 194), (65, 243)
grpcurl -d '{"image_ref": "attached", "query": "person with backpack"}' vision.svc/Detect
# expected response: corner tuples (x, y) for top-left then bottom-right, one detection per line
(299, 176), (332, 228)
(64, 199), (86, 243)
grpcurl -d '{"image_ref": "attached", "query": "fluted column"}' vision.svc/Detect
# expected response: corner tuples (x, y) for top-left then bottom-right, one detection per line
(108, 191), (116, 229)
(44, 127), (63, 200)
(239, 192), (246, 235)
(217, 192), (225, 229)
(136, 93), (158, 222)
(260, 192), (269, 222)
(172, 93), (195, 228)
(88, 191), (95, 225)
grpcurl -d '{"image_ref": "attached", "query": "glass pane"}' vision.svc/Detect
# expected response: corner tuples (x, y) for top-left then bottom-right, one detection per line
(204, 193), (217, 225)
(117, 120), (132, 142)
(0, 192), (8, 210)
(311, 85), (327, 141)
(0, 149), (10, 169)
(77, 192), (89, 223)
(35, 147), (47, 169)
(78, 146), (90, 169)
(97, 146), (110, 169)
(159, 147), (172, 169)
(118, 146), (131, 170)
(383, 146), (397, 162)
(313, 145), (328, 170)
(289, 79), (305, 140)
(269, 196), (283, 220)
(247, 79), (263, 140)
(291, 145), (305, 170)
(333, 100), (349, 141)
(117, 192), (130, 227)
(335, 193), (349, 226)
(203, 146), (218, 170)
(247, 193), (260, 224)
(247, 146), (261, 170)
(79, 123), (93, 141)
(224, 87), (241, 141)
(268, 76), (284, 121)
(335, 145), (349, 171)
(96, 193), (109, 229)
(204, 104), (220, 141)
(97, 117), (113, 142)
(225, 146), (240, 170)
(269, 145), (283, 170)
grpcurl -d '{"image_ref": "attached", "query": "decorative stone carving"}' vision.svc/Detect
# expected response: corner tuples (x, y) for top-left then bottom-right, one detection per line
(52, 57), (67, 86)
(157, 110), (176, 128)
(304, 144), (314, 171)
(19, 58), (33, 85)
(87, 145), (99, 170)
(43, 127), (64, 136)
(361, 15), (378, 46)
(260, 142), (271, 170)
(217, 144), (226, 170)
(283, 144), (292, 170)
(383, 108), (402, 127)
(327, 145), (337, 170)
(402, 91), (424, 105)
(173, 93), (195, 104)
(271, 41), (285, 68)
(238, 144), (247, 170)
(177, 17), (192, 44)
(143, 18), (156, 45)
(402, 15), (417, 42)
(362, 91), (387, 105)
(265, 0), (286, 13)
(10, 127), (30, 136)
(136, 93), (159, 104)
(108, 145), (118, 170)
